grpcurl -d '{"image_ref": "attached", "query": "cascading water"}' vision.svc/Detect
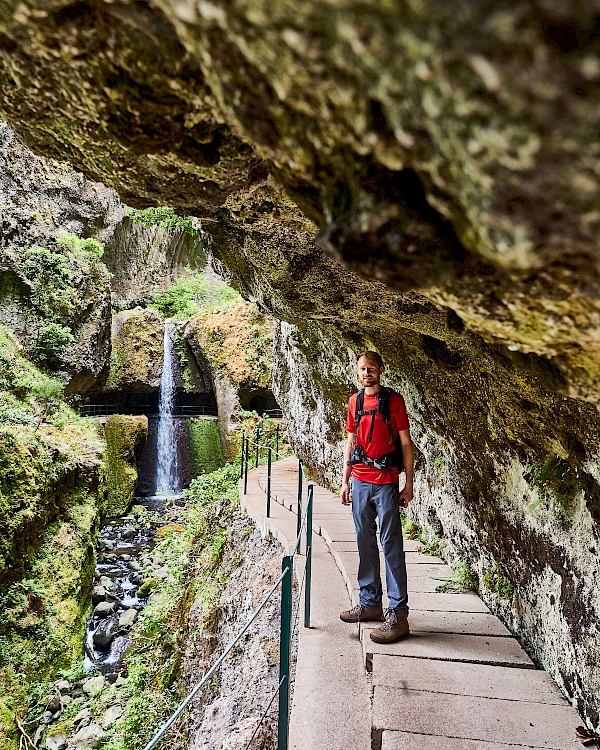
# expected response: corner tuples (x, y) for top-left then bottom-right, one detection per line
(155, 323), (179, 496)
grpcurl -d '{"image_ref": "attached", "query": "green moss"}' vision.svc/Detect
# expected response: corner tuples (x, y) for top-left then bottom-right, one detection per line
(102, 415), (148, 516)
(482, 562), (515, 600)
(401, 514), (445, 558)
(435, 558), (479, 594)
(188, 418), (224, 478)
(524, 458), (580, 529)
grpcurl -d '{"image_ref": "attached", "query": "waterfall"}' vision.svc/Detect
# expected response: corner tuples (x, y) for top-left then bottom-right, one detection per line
(155, 324), (179, 496)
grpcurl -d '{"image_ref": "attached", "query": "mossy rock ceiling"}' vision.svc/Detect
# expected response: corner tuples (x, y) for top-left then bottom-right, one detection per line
(1, 0), (600, 401)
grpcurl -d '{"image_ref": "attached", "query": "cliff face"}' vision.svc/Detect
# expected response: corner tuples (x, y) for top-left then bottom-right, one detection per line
(2, 0), (600, 730)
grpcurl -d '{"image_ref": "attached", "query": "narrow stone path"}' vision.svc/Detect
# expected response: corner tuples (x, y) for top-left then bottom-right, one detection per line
(240, 459), (584, 750)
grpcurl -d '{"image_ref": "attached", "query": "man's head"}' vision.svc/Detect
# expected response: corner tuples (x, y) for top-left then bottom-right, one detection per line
(356, 350), (384, 389)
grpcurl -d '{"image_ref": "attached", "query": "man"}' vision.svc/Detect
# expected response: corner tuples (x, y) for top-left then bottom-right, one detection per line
(339, 351), (414, 643)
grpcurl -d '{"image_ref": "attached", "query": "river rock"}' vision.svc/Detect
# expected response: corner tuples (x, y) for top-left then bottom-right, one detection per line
(99, 539), (115, 551)
(45, 693), (61, 713)
(118, 608), (138, 628)
(82, 675), (106, 697)
(62, 695), (72, 707)
(121, 527), (136, 540)
(130, 573), (144, 585)
(68, 723), (105, 750)
(98, 575), (113, 589)
(138, 577), (160, 596)
(91, 586), (106, 605)
(72, 708), (91, 725)
(101, 704), (123, 729)
(128, 560), (142, 572)
(93, 601), (115, 618)
(93, 620), (119, 650)
(40, 711), (53, 724)
(44, 734), (67, 750)
(115, 675), (127, 687)
(55, 679), (71, 693)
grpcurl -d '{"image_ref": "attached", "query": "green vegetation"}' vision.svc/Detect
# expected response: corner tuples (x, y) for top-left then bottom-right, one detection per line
(188, 418), (224, 477)
(102, 463), (242, 750)
(435, 558), (479, 594)
(150, 269), (242, 320)
(102, 415), (148, 516)
(524, 458), (580, 529)
(401, 515), (445, 558)
(482, 562), (515, 600)
(0, 325), (104, 749)
(11, 230), (110, 367)
(128, 206), (198, 236)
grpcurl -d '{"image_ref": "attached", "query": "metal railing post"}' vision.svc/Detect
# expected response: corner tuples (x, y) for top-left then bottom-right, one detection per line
(304, 484), (313, 628)
(296, 459), (303, 540)
(255, 426), (260, 468)
(278, 557), (293, 750)
(276, 424), (280, 455)
(244, 436), (249, 494)
(267, 447), (272, 517)
(240, 430), (246, 479)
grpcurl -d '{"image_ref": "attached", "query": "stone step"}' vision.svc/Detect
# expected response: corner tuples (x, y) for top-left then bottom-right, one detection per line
(372, 689), (582, 749)
(360, 610), (511, 638)
(380, 731), (570, 750)
(362, 630), (534, 670)
(371, 655), (568, 704)
(408, 592), (491, 613)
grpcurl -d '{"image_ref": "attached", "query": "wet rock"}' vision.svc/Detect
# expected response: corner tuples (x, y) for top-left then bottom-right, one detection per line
(82, 675), (106, 697)
(98, 539), (115, 551)
(130, 573), (144, 585)
(72, 708), (91, 726)
(62, 695), (73, 708)
(138, 577), (160, 596)
(45, 694), (62, 713)
(44, 734), (67, 750)
(93, 601), (116, 618)
(68, 723), (105, 750)
(98, 576), (113, 589)
(128, 561), (142, 572)
(118, 608), (138, 628)
(101, 705), (123, 729)
(91, 586), (106, 605)
(121, 527), (136, 540)
(40, 711), (53, 724)
(55, 679), (71, 693)
(115, 675), (127, 687)
(93, 620), (119, 651)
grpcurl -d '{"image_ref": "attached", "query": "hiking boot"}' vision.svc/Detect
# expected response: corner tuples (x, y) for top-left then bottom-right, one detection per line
(340, 603), (383, 623)
(369, 607), (409, 643)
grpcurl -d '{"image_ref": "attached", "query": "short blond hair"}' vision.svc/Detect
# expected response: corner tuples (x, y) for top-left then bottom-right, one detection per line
(356, 350), (384, 368)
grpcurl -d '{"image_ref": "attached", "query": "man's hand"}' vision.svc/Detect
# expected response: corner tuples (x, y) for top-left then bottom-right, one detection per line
(341, 482), (351, 505)
(399, 485), (413, 508)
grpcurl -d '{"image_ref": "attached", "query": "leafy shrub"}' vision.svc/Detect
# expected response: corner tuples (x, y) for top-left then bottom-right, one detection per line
(128, 206), (197, 236)
(150, 272), (210, 319)
(32, 323), (75, 364)
(55, 229), (104, 258)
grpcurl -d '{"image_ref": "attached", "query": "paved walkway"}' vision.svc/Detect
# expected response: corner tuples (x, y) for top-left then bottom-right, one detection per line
(239, 458), (583, 750)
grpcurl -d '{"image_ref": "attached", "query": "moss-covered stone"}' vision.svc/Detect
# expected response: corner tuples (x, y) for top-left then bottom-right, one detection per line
(102, 414), (148, 516)
(188, 417), (224, 478)
(104, 308), (164, 393)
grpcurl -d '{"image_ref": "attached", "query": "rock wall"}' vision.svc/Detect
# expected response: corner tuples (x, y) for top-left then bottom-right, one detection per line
(2, 0), (600, 731)
(102, 415), (148, 516)
(104, 308), (164, 393)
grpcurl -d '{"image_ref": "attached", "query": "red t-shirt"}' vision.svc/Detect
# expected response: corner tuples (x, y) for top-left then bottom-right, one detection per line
(346, 390), (409, 485)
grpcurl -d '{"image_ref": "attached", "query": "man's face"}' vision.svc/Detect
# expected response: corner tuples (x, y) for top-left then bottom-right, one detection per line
(357, 356), (383, 388)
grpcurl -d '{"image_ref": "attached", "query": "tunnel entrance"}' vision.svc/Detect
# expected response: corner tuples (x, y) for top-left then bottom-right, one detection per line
(240, 387), (282, 417)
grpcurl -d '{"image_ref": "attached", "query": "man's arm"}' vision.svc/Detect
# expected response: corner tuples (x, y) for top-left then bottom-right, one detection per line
(340, 432), (355, 505)
(398, 429), (414, 507)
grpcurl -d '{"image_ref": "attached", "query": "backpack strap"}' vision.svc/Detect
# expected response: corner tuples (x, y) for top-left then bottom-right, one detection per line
(353, 388), (395, 445)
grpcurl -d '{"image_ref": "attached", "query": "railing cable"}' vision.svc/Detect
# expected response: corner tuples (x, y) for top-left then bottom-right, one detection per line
(142, 565), (290, 750)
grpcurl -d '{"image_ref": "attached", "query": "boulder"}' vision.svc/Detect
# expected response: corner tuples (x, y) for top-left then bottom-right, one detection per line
(118, 608), (138, 629)
(92, 620), (119, 651)
(82, 676), (106, 697)
(67, 724), (105, 750)
(93, 601), (115, 618)
(101, 704), (123, 729)
(91, 586), (106, 606)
